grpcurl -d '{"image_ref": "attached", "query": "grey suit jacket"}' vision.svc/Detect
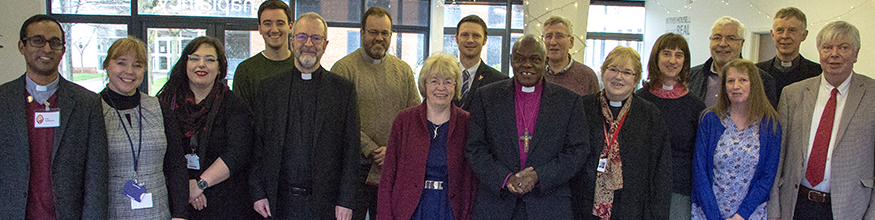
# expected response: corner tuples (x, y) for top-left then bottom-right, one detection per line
(0, 74), (108, 219)
(466, 79), (589, 220)
(768, 73), (875, 219)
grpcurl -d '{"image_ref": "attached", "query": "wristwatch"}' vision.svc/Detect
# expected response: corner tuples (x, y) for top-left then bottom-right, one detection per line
(197, 179), (209, 190)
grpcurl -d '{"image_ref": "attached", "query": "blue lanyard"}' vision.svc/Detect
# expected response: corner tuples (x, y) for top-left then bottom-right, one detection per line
(109, 98), (143, 180)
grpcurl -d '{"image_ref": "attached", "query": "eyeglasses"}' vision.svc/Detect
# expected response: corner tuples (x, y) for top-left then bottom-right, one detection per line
(22, 35), (65, 50)
(709, 35), (743, 43)
(606, 67), (635, 78)
(542, 33), (569, 40)
(294, 34), (325, 45)
(187, 55), (218, 63)
(365, 29), (391, 38)
(820, 43), (854, 54)
(428, 79), (455, 87)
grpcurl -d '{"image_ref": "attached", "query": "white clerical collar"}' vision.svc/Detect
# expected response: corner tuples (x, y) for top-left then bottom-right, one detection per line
(781, 60), (793, 67)
(662, 84), (674, 90)
(521, 86), (536, 93)
(609, 101), (623, 107)
(360, 48), (384, 64)
(302, 73), (312, 80)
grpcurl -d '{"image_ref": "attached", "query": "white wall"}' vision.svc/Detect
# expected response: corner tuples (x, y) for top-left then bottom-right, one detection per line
(0, 1), (46, 84)
(644, 0), (875, 78)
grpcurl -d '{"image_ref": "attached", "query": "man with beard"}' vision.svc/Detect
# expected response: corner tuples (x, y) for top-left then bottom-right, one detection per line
(249, 12), (360, 220)
(232, 0), (294, 107)
(331, 6), (420, 220)
(455, 15), (507, 111)
(542, 15), (600, 96)
(689, 16), (777, 107)
(466, 35), (588, 220)
(756, 7), (821, 100)
(0, 14), (107, 219)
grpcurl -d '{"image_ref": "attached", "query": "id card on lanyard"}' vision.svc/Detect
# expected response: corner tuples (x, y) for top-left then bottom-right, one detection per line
(34, 102), (60, 128)
(599, 111), (628, 173)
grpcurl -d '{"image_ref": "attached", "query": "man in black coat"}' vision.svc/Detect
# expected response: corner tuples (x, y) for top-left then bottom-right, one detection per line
(466, 34), (588, 220)
(454, 15), (508, 111)
(249, 12), (361, 220)
(756, 7), (821, 100)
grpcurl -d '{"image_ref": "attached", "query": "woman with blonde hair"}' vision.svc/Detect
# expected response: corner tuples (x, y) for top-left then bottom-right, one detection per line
(377, 52), (477, 220)
(691, 59), (781, 220)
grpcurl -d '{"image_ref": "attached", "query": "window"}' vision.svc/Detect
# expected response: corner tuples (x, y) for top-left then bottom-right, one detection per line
(585, 1), (645, 79)
(443, 1), (524, 75)
(57, 23), (127, 93)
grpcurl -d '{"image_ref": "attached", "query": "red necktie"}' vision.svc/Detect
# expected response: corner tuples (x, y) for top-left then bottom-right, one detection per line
(806, 88), (838, 186)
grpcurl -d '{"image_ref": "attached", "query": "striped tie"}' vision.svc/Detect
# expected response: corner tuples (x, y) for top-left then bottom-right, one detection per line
(461, 70), (471, 98)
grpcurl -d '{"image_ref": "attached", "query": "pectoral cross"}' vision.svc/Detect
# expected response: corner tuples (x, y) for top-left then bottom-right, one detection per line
(520, 131), (532, 153)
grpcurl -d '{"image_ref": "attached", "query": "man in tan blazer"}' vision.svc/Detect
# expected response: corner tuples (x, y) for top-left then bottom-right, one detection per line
(769, 21), (875, 219)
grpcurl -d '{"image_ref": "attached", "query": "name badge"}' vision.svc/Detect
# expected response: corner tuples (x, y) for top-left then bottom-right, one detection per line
(185, 154), (200, 170)
(131, 193), (153, 209)
(34, 110), (60, 128)
(122, 180), (147, 202)
(597, 158), (607, 173)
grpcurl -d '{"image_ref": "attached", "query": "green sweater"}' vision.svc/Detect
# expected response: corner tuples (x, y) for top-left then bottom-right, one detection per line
(231, 52), (294, 107)
(331, 48), (420, 157)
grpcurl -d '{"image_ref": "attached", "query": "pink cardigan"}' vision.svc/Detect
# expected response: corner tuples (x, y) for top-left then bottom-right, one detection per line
(377, 103), (477, 220)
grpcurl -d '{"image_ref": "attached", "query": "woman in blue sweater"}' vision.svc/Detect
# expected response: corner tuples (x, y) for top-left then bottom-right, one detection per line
(691, 59), (781, 220)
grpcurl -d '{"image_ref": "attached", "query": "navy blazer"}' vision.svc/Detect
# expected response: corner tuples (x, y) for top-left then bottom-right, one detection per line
(456, 61), (508, 111)
(0, 75), (108, 219)
(377, 103), (476, 220)
(466, 79), (589, 220)
(692, 112), (781, 220)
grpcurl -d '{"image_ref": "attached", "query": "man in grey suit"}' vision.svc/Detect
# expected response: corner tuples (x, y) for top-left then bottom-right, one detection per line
(768, 21), (874, 220)
(466, 35), (588, 220)
(0, 14), (107, 219)
(454, 14), (508, 111)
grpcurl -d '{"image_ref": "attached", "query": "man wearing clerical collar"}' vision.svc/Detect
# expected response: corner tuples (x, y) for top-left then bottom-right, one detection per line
(0, 14), (108, 219)
(466, 34), (588, 220)
(250, 12), (360, 220)
(756, 7), (822, 101)
(541, 15), (600, 96)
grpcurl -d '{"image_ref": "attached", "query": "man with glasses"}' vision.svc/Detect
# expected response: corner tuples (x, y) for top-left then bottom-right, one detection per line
(249, 12), (360, 220)
(542, 15), (600, 96)
(454, 15), (507, 111)
(756, 7), (822, 101)
(331, 6), (420, 220)
(769, 21), (875, 220)
(232, 0), (295, 107)
(689, 16), (777, 107)
(0, 14), (107, 219)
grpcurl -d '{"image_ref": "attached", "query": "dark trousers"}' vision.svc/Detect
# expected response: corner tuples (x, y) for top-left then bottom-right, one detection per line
(276, 186), (317, 219)
(353, 164), (377, 220)
(511, 197), (528, 220)
(793, 188), (833, 220)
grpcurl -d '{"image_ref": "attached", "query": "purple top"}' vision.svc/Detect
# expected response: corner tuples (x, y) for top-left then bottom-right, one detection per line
(514, 81), (543, 170)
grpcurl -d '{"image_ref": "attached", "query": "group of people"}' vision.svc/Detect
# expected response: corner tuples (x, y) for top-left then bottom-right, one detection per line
(1, 0), (872, 219)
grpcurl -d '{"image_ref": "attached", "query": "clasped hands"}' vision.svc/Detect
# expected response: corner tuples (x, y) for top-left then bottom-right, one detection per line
(506, 167), (538, 195)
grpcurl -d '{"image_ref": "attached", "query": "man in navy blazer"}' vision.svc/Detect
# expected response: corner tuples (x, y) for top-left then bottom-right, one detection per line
(0, 14), (107, 219)
(466, 35), (589, 220)
(454, 15), (508, 111)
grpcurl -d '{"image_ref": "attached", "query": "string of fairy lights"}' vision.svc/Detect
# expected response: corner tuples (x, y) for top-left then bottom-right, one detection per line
(652, 0), (873, 26)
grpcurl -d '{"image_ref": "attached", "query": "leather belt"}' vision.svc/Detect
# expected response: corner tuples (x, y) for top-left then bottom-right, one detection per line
(799, 185), (830, 203)
(281, 186), (312, 197)
(424, 180), (444, 190)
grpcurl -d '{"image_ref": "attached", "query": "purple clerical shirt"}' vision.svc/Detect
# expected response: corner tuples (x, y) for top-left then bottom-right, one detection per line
(514, 81), (542, 170)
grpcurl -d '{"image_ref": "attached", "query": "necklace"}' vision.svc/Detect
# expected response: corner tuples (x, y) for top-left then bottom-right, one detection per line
(431, 122), (443, 139)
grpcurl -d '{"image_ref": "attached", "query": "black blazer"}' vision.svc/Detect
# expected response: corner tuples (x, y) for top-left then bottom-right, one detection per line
(249, 67), (361, 219)
(0, 75), (108, 219)
(466, 79), (589, 220)
(457, 61), (508, 111)
(755, 55), (822, 101)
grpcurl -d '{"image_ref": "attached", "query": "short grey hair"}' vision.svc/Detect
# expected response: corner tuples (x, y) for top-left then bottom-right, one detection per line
(512, 34), (546, 55)
(712, 16), (745, 40)
(817, 20), (860, 51)
(544, 15), (573, 35)
(293, 12), (328, 37)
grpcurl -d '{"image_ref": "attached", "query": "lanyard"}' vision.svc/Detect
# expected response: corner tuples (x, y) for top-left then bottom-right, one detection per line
(603, 111), (629, 147)
(109, 97), (143, 181)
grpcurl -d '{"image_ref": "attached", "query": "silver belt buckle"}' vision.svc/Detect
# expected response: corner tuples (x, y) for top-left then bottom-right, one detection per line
(424, 180), (444, 190)
(808, 189), (824, 202)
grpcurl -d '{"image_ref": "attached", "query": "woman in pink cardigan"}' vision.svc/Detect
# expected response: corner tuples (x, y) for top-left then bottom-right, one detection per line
(377, 52), (477, 220)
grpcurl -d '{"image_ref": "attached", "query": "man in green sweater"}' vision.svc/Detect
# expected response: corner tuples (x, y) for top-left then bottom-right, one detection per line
(330, 6), (420, 220)
(232, 0), (295, 107)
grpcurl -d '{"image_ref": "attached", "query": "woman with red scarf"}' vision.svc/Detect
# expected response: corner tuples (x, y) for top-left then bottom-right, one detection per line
(157, 36), (258, 219)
